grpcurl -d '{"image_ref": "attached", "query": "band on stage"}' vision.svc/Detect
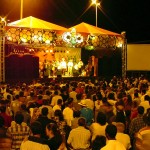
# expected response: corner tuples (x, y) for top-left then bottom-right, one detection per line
(39, 58), (93, 78)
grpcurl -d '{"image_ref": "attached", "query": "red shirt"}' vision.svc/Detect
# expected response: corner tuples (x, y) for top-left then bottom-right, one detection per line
(0, 112), (12, 127)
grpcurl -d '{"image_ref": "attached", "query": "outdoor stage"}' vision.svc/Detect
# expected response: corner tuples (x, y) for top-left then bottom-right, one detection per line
(1, 16), (126, 83)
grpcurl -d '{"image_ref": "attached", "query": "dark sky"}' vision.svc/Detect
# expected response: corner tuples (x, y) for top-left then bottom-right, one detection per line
(0, 0), (150, 43)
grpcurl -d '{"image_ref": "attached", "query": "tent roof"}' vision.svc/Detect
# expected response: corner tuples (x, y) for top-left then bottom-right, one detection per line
(69, 22), (120, 35)
(7, 16), (67, 31)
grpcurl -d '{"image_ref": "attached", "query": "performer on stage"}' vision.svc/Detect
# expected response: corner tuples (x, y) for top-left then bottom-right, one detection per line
(60, 58), (67, 76)
(78, 59), (83, 74)
(43, 59), (49, 78)
(67, 59), (73, 76)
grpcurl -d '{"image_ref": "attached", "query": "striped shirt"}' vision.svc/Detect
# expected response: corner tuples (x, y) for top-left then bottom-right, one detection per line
(67, 126), (91, 149)
(6, 121), (30, 149)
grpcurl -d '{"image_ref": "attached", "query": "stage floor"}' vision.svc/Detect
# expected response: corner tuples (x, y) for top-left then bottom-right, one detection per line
(5, 76), (98, 85)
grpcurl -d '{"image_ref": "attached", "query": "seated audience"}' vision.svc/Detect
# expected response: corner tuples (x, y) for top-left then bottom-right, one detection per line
(36, 107), (56, 139)
(20, 121), (50, 150)
(101, 124), (126, 150)
(92, 135), (106, 150)
(6, 113), (30, 149)
(67, 117), (91, 150)
(46, 123), (64, 150)
(0, 116), (12, 150)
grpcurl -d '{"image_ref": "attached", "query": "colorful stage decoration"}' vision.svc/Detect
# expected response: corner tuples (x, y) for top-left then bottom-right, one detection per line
(86, 34), (123, 50)
(5, 17), (124, 52)
(62, 28), (84, 47)
(6, 27), (124, 51)
(6, 28), (58, 45)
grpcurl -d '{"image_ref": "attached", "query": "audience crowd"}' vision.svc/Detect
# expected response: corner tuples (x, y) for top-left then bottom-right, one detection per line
(0, 75), (150, 150)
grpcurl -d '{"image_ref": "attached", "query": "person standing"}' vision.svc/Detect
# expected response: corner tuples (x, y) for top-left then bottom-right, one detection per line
(63, 98), (74, 127)
(60, 58), (67, 76)
(78, 59), (83, 74)
(67, 59), (73, 76)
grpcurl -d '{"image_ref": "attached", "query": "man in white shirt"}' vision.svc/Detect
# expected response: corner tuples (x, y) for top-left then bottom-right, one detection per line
(51, 90), (62, 107)
(101, 124), (126, 150)
(53, 99), (62, 112)
(20, 121), (50, 150)
(115, 122), (131, 150)
(68, 59), (73, 76)
(69, 87), (77, 102)
(60, 58), (67, 76)
(67, 117), (91, 150)
(63, 98), (74, 126)
(139, 95), (150, 113)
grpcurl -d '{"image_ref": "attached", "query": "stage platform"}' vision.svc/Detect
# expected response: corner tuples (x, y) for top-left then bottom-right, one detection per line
(5, 76), (100, 85)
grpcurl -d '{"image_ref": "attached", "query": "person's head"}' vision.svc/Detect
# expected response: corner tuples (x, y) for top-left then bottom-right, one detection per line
(67, 98), (73, 108)
(97, 112), (106, 125)
(15, 113), (24, 124)
(30, 121), (42, 135)
(41, 107), (48, 116)
(33, 108), (40, 117)
(105, 124), (117, 140)
(38, 95), (43, 100)
(72, 87), (76, 91)
(108, 93), (115, 100)
(21, 104), (27, 111)
(54, 109), (64, 121)
(73, 110), (81, 118)
(78, 117), (86, 127)
(92, 135), (106, 150)
(134, 92), (139, 98)
(96, 93), (103, 100)
(0, 106), (6, 113)
(116, 111), (126, 124)
(138, 106), (144, 115)
(144, 110), (150, 126)
(141, 89), (146, 95)
(115, 122), (125, 133)
(144, 95), (150, 101)
(19, 91), (24, 97)
(57, 99), (62, 105)
(46, 123), (60, 137)
(42, 99), (49, 105)
(54, 90), (58, 95)
(30, 91), (34, 97)
(45, 90), (50, 96)
(15, 94), (20, 100)
(0, 116), (4, 127)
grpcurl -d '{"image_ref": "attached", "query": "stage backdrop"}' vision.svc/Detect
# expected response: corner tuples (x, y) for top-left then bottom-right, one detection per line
(5, 54), (39, 82)
(54, 47), (81, 62)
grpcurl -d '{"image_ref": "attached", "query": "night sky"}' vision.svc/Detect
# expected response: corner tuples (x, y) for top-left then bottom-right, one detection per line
(0, 0), (150, 43)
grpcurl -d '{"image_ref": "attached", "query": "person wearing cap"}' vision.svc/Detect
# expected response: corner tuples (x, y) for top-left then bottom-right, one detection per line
(78, 100), (94, 126)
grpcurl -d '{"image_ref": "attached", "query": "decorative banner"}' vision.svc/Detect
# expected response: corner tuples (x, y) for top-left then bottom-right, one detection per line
(6, 28), (58, 45)
(62, 28), (83, 47)
(5, 27), (124, 50)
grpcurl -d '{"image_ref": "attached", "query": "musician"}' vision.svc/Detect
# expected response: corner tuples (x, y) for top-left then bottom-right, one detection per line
(60, 58), (67, 76)
(78, 59), (83, 74)
(43, 59), (50, 78)
(67, 59), (73, 76)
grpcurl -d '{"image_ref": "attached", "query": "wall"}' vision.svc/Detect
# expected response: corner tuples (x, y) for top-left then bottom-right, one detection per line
(127, 44), (150, 71)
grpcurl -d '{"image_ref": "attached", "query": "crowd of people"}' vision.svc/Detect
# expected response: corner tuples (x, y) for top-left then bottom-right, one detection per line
(0, 75), (150, 150)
